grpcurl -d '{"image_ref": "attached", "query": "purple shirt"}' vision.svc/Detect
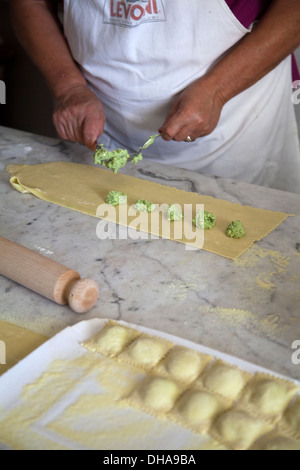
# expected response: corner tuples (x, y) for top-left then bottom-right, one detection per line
(226, 0), (271, 28)
(226, 0), (300, 81)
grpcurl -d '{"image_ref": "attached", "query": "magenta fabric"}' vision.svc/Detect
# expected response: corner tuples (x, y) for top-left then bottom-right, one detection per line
(292, 54), (300, 81)
(225, 0), (272, 28)
(226, 0), (299, 81)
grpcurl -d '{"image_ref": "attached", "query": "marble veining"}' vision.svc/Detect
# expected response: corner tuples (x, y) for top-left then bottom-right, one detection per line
(0, 125), (300, 379)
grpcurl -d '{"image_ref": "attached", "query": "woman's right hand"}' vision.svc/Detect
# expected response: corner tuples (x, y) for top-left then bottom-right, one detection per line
(53, 84), (106, 151)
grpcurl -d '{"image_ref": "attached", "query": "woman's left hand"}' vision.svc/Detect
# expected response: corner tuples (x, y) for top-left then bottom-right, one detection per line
(159, 76), (225, 142)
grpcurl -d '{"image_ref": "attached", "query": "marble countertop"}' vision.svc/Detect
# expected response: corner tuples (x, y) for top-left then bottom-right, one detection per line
(0, 125), (300, 380)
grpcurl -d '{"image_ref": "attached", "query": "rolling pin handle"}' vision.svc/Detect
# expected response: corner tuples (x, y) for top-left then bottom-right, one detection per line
(0, 236), (99, 313)
(66, 278), (99, 314)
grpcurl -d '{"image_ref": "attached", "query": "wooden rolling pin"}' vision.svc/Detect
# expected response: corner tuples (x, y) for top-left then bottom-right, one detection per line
(0, 236), (99, 313)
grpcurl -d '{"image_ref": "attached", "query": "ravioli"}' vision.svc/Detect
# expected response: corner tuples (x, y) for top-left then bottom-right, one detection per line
(137, 377), (180, 412)
(161, 347), (210, 383)
(201, 361), (249, 400)
(283, 398), (300, 436)
(82, 324), (137, 357)
(119, 336), (171, 368)
(213, 409), (271, 450)
(241, 377), (297, 417)
(176, 390), (225, 426)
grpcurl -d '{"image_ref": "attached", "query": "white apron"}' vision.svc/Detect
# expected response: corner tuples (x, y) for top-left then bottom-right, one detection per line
(63, 0), (300, 193)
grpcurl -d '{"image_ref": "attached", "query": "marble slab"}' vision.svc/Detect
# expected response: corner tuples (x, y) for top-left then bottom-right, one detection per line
(0, 126), (300, 380)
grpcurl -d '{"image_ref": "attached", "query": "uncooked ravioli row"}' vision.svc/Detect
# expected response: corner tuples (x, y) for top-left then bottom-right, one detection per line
(81, 321), (300, 448)
(124, 372), (300, 450)
(124, 374), (231, 435)
(81, 321), (213, 381)
(82, 321), (173, 368)
(82, 322), (256, 396)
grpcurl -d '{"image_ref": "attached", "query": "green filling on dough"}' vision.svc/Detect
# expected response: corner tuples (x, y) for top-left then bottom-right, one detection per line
(226, 220), (246, 238)
(193, 210), (216, 230)
(167, 204), (183, 221)
(106, 190), (127, 205)
(94, 145), (130, 173)
(134, 199), (156, 213)
(94, 134), (160, 173)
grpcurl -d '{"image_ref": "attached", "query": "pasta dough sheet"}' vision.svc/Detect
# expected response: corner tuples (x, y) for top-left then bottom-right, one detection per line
(6, 162), (290, 259)
(0, 320), (47, 376)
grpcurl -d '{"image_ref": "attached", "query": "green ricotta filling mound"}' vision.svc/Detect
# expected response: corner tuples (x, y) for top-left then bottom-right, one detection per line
(106, 190), (127, 205)
(94, 145), (130, 173)
(225, 220), (246, 238)
(134, 199), (156, 213)
(166, 204), (183, 221)
(193, 210), (216, 230)
(94, 134), (160, 173)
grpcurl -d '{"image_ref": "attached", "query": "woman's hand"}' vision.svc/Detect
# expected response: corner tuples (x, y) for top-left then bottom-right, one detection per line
(159, 77), (225, 142)
(53, 85), (106, 151)
(160, 0), (300, 144)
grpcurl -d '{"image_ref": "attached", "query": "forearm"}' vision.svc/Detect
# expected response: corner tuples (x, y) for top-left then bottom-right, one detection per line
(10, 0), (86, 99)
(208, 0), (300, 105)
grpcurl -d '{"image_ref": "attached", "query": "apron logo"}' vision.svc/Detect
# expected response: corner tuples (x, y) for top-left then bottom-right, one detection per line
(103, 0), (166, 27)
